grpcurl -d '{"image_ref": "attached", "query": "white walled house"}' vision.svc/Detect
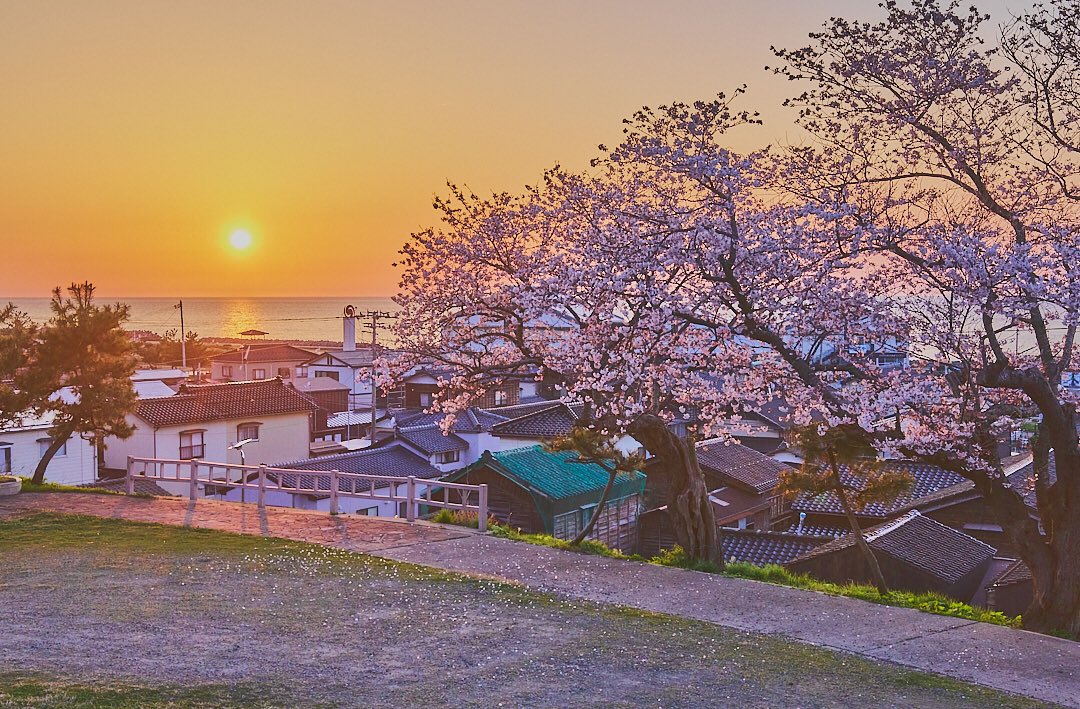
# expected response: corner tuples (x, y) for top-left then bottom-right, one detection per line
(301, 349), (376, 411)
(0, 412), (96, 485)
(210, 345), (315, 383)
(103, 379), (316, 475)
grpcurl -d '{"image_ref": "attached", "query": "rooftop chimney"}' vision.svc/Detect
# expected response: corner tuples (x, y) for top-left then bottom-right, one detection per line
(343, 305), (357, 352)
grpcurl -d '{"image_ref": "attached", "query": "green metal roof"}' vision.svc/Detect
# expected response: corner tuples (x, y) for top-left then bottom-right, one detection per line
(453, 445), (646, 501)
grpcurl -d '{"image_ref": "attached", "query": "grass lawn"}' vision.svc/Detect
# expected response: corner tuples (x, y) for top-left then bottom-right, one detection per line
(0, 513), (1059, 708)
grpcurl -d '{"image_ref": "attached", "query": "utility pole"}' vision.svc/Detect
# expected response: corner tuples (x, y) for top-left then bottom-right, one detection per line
(361, 310), (396, 446)
(175, 300), (187, 371)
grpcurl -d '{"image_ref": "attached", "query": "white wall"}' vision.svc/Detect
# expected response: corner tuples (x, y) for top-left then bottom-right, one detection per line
(0, 425), (96, 485)
(104, 412), (311, 469)
(302, 366), (373, 404)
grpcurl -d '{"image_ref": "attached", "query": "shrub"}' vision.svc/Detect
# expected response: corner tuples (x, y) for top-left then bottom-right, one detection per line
(650, 545), (721, 573)
(429, 508), (497, 530)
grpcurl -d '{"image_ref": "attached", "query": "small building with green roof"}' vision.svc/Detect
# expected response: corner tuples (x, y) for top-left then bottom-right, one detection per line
(443, 445), (647, 552)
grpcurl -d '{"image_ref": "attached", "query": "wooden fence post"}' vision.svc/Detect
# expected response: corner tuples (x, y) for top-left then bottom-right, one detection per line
(125, 456), (135, 495)
(189, 460), (199, 501)
(257, 464), (267, 509)
(478, 484), (489, 532)
(406, 476), (416, 522)
(330, 469), (339, 515)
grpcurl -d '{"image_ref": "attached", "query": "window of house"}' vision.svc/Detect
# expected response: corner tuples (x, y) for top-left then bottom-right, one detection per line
(356, 506), (379, 517)
(37, 437), (67, 458)
(179, 430), (205, 459)
(252, 368), (267, 380)
(418, 392), (433, 407)
(0, 446), (11, 473)
(434, 450), (460, 464)
(315, 370), (340, 381)
(493, 389), (509, 406)
(297, 366), (309, 378)
(236, 423), (261, 442)
(221, 365), (233, 378)
(277, 367), (291, 378)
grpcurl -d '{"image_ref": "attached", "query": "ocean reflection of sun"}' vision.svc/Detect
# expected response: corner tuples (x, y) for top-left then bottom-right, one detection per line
(222, 300), (262, 338)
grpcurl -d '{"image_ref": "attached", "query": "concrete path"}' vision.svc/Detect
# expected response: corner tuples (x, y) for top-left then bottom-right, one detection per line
(3, 493), (1077, 707)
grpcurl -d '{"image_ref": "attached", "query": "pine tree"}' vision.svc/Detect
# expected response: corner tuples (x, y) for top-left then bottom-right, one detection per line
(19, 283), (138, 484)
(780, 424), (914, 593)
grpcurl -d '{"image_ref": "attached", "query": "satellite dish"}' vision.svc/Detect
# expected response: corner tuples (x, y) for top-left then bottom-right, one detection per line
(344, 304), (356, 318)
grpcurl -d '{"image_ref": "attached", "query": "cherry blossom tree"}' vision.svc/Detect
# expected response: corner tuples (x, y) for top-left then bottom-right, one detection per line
(390, 0), (1079, 634)
(389, 92), (897, 565)
(772, 0), (1080, 634)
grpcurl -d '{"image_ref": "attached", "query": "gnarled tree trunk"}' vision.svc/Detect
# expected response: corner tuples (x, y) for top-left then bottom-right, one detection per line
(1007, 439), (1080, 636)
(962, 428), (1080, 636)
(1024, 528), (1080, 637)
(629, 413), (720, 565)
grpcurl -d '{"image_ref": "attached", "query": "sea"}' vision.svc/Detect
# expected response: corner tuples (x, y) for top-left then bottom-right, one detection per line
(2, 296), (400, 343)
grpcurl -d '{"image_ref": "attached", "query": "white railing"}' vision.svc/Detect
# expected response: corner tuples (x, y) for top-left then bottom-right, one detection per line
(125, 455), (489, 531)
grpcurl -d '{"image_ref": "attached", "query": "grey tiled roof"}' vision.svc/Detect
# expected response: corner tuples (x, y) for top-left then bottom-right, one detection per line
(790, 511), (996, 584)
(791, 461), (967, 519)
(490, 404), (579, 439)
(990, 559), (1032, 588)
(275, 444), (442, 489)
(696, 439), (789, 494)
(396, 425), (469, 454)
(784, 523), (849, 538)
(394, 407), (508, 433)
(482, 400), (565, 420)
(721, 529), (832, 567)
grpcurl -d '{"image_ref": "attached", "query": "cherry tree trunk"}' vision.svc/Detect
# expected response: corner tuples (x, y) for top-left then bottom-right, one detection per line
(628, 414), (720, 566)
(978, 433), (1080, 636)
(1023, 525), (1080, 637)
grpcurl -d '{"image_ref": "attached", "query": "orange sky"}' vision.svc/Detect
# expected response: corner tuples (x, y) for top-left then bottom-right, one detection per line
(0, 0), (1024, 297)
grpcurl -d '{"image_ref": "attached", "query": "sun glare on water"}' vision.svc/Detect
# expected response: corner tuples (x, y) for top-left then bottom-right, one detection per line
(229, 229), (253, 250)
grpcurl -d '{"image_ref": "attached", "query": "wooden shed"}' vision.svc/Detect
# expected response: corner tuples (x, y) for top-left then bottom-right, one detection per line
(786, 510), (997, 602)
(443, 445), (646, 552)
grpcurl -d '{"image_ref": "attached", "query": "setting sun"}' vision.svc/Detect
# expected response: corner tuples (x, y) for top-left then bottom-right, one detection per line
(229, 229), (253, 250)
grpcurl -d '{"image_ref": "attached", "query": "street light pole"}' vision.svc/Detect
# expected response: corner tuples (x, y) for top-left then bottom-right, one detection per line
(175, 300), (187, 371)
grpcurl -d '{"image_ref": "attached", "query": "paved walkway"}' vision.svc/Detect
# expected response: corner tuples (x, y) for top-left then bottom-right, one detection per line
(3, 492), (1078, 707)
